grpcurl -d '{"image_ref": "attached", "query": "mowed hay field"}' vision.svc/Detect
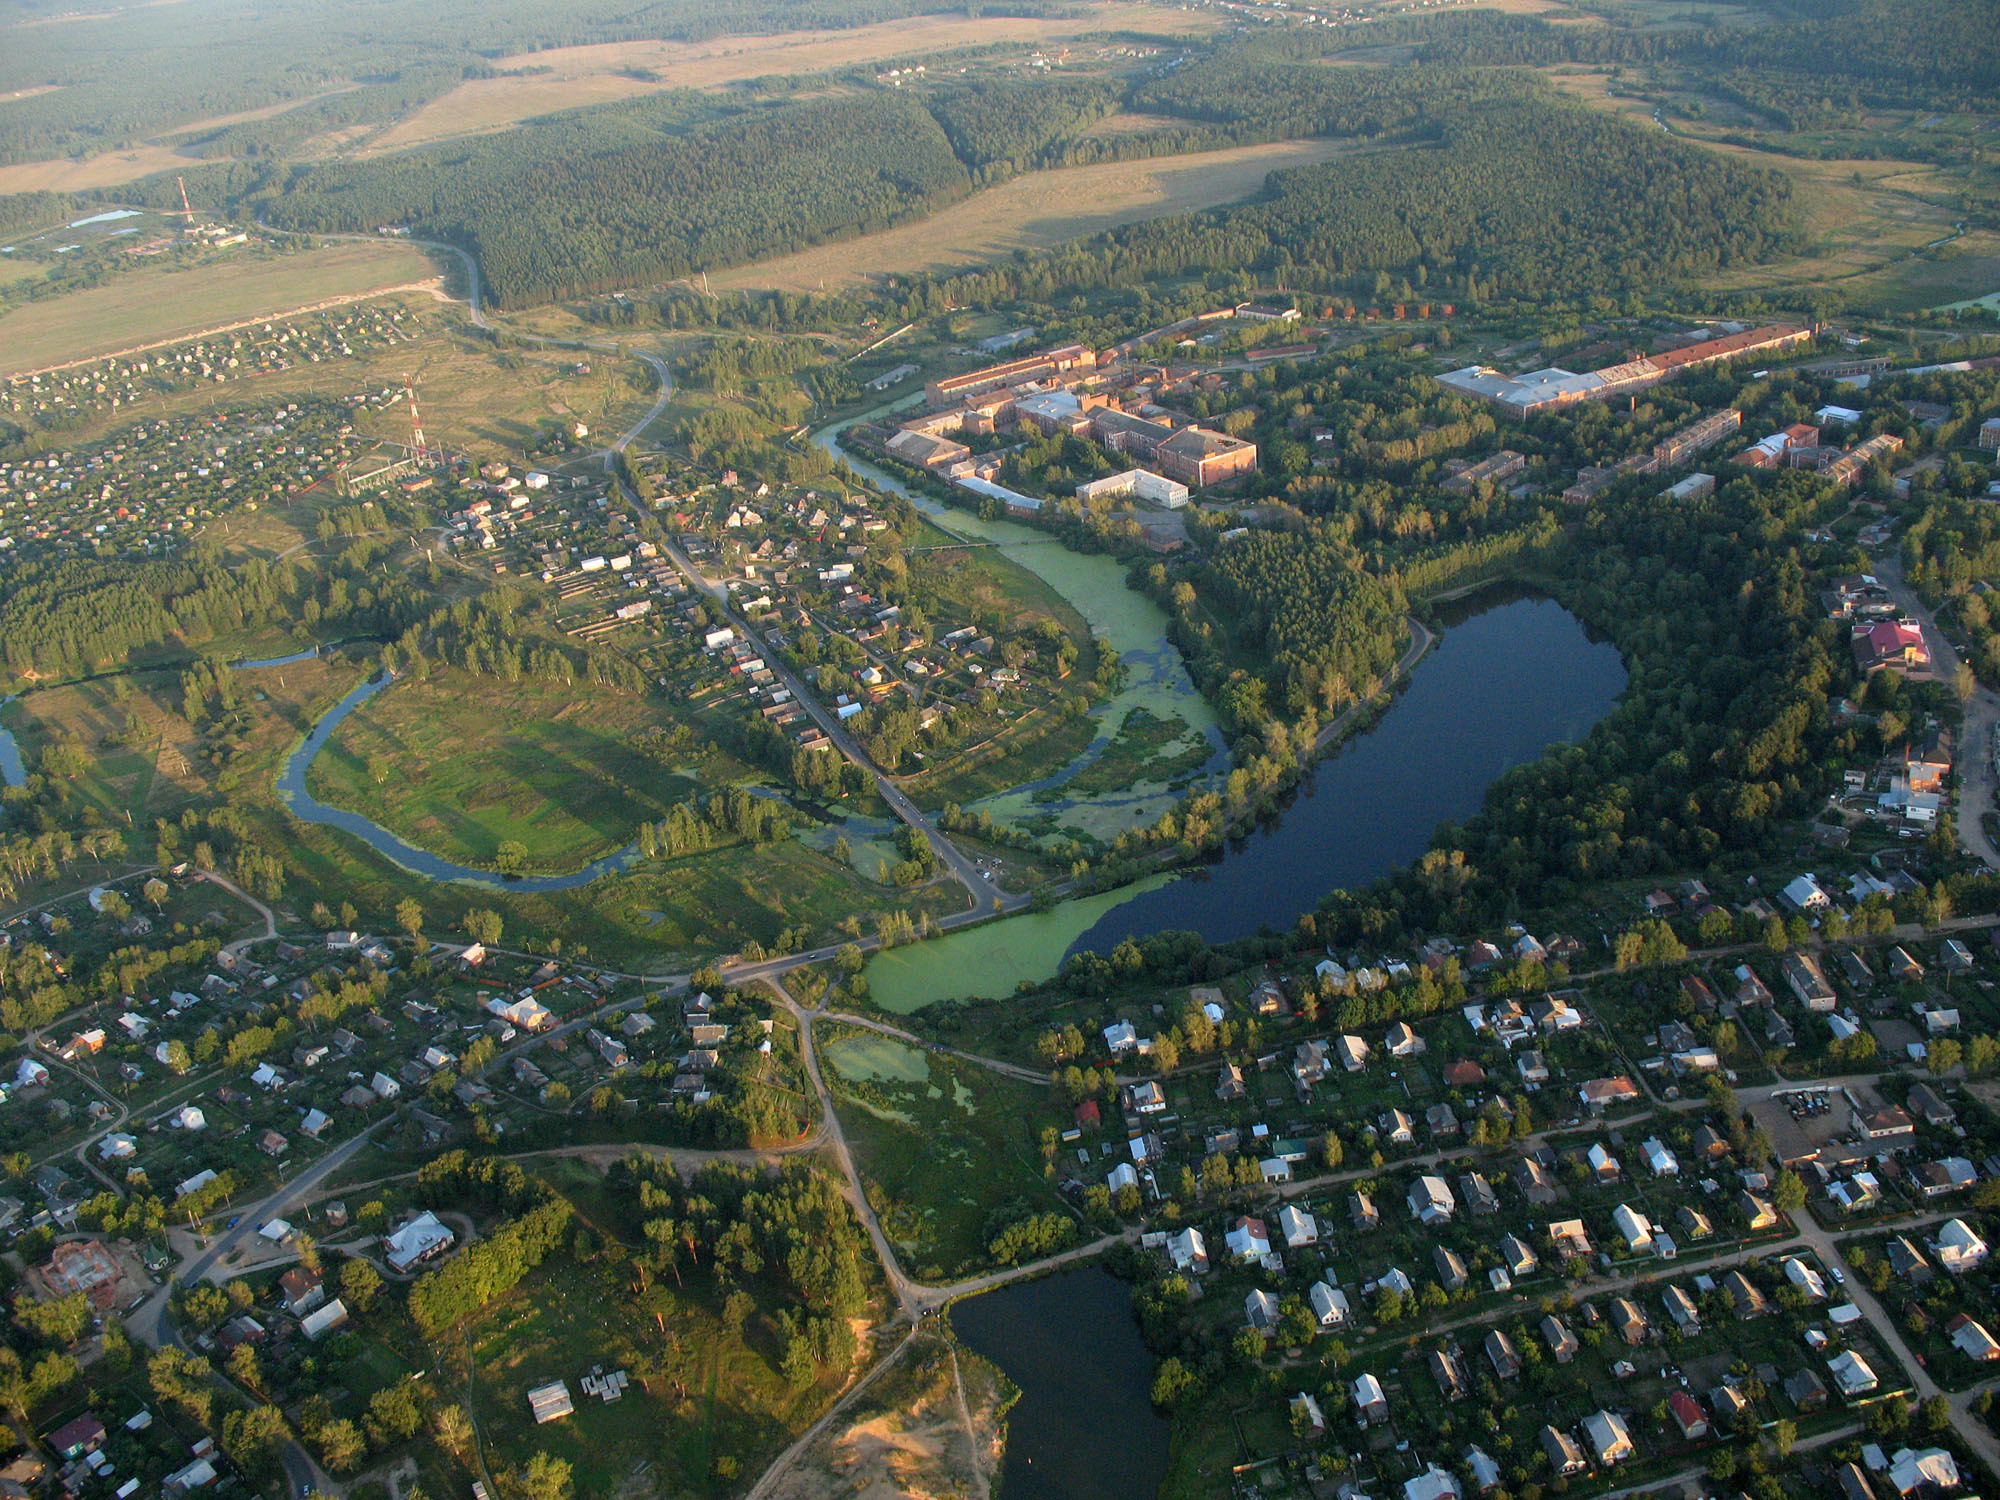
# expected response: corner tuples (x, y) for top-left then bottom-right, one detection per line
(0, 88), (362, 194)
(712, 137), (1365, 292)
(0, 240), (440, 377)
(364, 4), (1222, 155)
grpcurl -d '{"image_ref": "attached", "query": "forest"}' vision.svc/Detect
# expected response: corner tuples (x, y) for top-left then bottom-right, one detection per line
(240, 92), (974, 306)
(1317, 469), (1852, 943)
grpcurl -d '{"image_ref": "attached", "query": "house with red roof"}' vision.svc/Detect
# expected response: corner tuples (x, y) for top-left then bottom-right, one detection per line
(1852, 620), (1930, 677)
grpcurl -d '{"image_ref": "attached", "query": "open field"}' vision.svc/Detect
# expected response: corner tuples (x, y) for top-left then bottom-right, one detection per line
(710, 137), (1364, 292)
(0, 239), (440, 376)
(360, 4), (1221, 157)
(0, 86), (361, 194)
(306, 669), (707, 875)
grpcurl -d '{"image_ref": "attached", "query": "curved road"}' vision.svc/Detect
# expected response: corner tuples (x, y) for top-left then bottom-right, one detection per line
(1872, 553), (2000, 870)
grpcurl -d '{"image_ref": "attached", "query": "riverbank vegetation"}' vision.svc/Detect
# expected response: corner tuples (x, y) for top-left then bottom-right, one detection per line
(821, 1023), (1077, 1280)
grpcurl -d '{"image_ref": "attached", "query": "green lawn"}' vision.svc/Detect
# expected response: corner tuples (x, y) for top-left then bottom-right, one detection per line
(306, 668), (706, 874)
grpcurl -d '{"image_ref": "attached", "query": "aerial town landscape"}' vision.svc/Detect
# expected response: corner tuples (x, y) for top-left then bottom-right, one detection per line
(0, 0), (1998, 1497)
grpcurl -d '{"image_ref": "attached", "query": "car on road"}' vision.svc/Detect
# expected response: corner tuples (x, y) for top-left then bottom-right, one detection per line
(1830, 1265), (1845, 1285)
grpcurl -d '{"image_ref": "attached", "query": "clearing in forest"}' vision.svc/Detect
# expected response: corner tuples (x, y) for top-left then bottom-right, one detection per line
(709, 137), (1364, 293)
(0, 240), (439, 377)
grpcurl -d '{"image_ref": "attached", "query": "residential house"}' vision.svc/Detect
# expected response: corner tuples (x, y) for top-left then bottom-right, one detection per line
(1677, 1206), (1715, 1241)
(1215, 1062), (1247, 1102)
(1291, 1040), (1328, 1089)
(1610, 1297), (1650, 1346)
(1465, 1448), (1503, 1496)
(1541, 1314), (1579, 1363)
(1405, 1467), (1462, 1500)
(1586, 1142), (1622, 1182)
(1829, 1350), (1879, 1398)
(1352, 1373), (1389, 1425)
(1278, 1205), (1318, 1249)
(1885, 1449), (1960, 1498)
(1738, 1191), (1780, 1230)
(1917, 1158), (1978, 1198)
(1102, 1021), (1139, 1057)
(279, 1268), (325, 1316)
(1429, 1347), (1469, 1402)
(1310, 1281), (1351, 1330)
(1548, 1220), (1594, 1260)
(1643, 1137), (1680, 1176)
(1516, 1050), (1551, 1084)
(1380, 1108), (1417, 1146)
(383, 1210), (455, 1273)
(1907, 1083), (1957, 1129)
(1225, 1216), (1272, 1262)
(1782, 951), (1837, 1010)
(1541, 1425), (1587, 1478)
(1693, 1124), (1730, 1161)
(1128, 1081), (1166, 1114)
(1409, 1175), (1456, 1225)
(1485, 1328), (1523, 1379)
(1459, 1172), (1500, 1216)
(1579, 1076), (1643, 1112)
(1290, 1391), (1327, 1440)
(1499, 1233), (1539, 1277)
(1167, 1228), (1208, 1274)
(1583, 1410), (1635, 1467)
(1949, 1313), (2000, 1363)
(1384, 1022), (1425, 1057)
(1724, 1269), (1771, 1317)
(1784, 1255), (1829, 1300)
(1244, 1289), (1281, 1330)
(1889, 1236), (1933, 1282)
(1936, 1218), (1989, 1274)
(1335, 1034), (1370, 1072)
(1443, 1058), (1486, 1088)
(1514, 1157), (1560, 1205)
(1669, 1390), (1710, 1440)
(1434, 1245), (1469, 1292)
(1613, 1203), (1655, 1252)
(1350, 1191), (1381, 1230)
(1426, 1102), (1461, 1138)
(1733, 965), (1776, 1007)
(1785, 1367), (1829, 1411)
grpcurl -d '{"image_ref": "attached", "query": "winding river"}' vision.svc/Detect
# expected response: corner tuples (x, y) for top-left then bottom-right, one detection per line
(257, 405), (1623, 952)
(275, 672), (644, 891)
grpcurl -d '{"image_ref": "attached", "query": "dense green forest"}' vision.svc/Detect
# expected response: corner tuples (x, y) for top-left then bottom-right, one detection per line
(1314, 470), (1848, 942)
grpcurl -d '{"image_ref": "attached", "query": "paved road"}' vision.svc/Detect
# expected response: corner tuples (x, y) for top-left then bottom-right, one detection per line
(1875, 554), (2000, 871)
(655, 537), (1014, 922)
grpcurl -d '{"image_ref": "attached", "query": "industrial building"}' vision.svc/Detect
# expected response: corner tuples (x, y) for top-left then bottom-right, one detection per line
(1438, 326), (1809, 418)
(925, 344), (1097, 409)
(1075, 469), (1190, 508)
